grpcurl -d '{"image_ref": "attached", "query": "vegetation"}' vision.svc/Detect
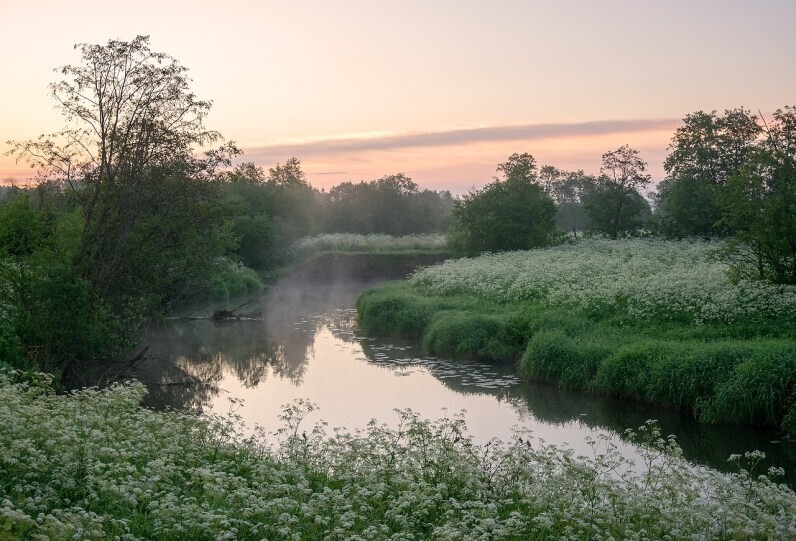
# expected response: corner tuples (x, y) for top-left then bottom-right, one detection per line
(583, 145), (652, 239)
(1, 372), (794, 540)
(293, 233), (448, 257)
(0, 37), (454, 375)
(656, 108), (760, 239)
(2, 34), (796, 538)
(448, 153), (557, 256)
(656, 107), (796, 284)
(325, 174), (454, 236)
(357, 239), (796, 432)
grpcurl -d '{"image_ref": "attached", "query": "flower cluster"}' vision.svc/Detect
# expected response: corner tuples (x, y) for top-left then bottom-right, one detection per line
(1, 374), (794, 540)
(410, 238), (796, 325)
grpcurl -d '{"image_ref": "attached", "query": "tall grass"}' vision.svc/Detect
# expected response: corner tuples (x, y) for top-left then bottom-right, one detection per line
(293, 233), (447, 257)
(357, 239), (796, 432)
(1, 372), (794, 540)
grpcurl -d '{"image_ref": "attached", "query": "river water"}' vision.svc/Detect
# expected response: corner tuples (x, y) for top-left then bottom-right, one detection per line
(113, 270), (795, 485)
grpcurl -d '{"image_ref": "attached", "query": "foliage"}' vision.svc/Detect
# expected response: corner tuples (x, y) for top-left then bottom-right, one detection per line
(0, 256), (122, 375)
(324, 174), (453, 235)
(409, 238), (796, 326)
(0, 190), (123, 375)
(657, 108), (760, 237)
(1, 374), (794, 540)
(540, 167), (597, 238)
(207, 258), (264, 302)
(448, 153), (557, 256)
(0, 194), (52, 257)
(584, 145), (652, 238)
(7, 36), (238, 332)
(719, 107), (796, 284)
(293, 233), (447, 257)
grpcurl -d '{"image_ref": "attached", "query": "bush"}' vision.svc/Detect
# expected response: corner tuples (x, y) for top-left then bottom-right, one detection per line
(521, 330), (612, 388)
(208, 259), (264, 301)
(423, 311), (519, 361)
(356, 283), (434, 337)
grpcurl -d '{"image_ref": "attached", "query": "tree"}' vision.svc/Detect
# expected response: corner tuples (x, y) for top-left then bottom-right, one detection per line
(265, 158), (320, 244)
(719, 107), (796, 284)
(538, 165), (598, 239)
(449, 154), (556, 256)
(657, 109), (760, 237)
(323, 174), (452, 235)
(8, 36), (237, 323)
(585, 145), (651, 238)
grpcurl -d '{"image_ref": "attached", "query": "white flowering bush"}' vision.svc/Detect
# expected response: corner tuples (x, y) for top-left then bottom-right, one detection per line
(410, 238), (796, 325)
(293, 234), (447, 257)
(1, 373), (795, 540)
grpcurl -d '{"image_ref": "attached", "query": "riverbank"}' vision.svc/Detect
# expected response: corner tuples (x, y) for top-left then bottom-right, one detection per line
(1, 371), (794, 540)
(356, 239), (796, 433)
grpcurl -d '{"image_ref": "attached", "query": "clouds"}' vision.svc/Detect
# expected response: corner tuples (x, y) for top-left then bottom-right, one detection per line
(242, 118), (681, 164)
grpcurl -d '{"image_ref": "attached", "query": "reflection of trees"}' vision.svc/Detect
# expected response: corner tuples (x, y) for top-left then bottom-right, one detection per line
(504, 382), (796, 486)
(103, 277), (390, 413)
(133, 313), (315, 412)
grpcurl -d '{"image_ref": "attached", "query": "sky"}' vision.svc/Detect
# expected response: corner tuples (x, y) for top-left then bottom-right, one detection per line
(1, 0), (794, 193)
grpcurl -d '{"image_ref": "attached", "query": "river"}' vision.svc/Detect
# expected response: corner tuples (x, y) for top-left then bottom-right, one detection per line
(88, 264), (796, 486)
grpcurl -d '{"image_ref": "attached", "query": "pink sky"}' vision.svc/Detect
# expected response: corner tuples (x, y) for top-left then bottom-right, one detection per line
(2, 1), (794, 193)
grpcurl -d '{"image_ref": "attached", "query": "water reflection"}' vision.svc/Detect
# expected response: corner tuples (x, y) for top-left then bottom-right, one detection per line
(89, 272), (795, 487)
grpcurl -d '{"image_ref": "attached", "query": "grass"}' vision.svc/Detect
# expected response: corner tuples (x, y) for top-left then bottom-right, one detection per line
(1, 371), (794, 540)
(292, 233), (448, 257)
(356, 239), (796, 433)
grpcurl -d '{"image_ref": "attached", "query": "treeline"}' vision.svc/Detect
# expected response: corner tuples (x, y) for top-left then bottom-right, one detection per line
(451, 107), (795, 286)
(223, 160), (453, 269)
(0, 161), (452, 376)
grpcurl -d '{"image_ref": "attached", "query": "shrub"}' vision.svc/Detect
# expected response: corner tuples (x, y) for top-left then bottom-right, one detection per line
(356, 284), (434, 337)
(423, 311), (519, 361)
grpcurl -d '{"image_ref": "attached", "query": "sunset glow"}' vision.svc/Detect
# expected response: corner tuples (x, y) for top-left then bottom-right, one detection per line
(2, 0), (794, 192)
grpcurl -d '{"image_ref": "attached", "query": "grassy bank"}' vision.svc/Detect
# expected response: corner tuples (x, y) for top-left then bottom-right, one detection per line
(292, 233), (448, 257)
(357, 239), (796, 433)
(1, 372), (795, 540)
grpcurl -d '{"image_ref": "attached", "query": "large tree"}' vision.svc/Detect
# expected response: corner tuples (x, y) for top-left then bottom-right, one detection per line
(657, 109), (760, 237)
(449, 154), (556, 256)
(8, 36), (237, 320)
(585, 145), (651, 238)
(720, 107), (796, 284)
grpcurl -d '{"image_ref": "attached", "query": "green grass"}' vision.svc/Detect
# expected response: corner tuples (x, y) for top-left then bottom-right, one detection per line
(1, 372), (794, 540)
(293, 233), (448, 257)
(357, 280), (796, 433)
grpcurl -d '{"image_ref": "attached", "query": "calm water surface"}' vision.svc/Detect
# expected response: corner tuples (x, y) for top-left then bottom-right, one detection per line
(125, 272), (795, 485)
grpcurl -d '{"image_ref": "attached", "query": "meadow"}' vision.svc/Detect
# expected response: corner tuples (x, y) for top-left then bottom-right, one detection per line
(1, 371), (795, 540)
(292, 234), (448, 257)
(357, 239), (796, 433)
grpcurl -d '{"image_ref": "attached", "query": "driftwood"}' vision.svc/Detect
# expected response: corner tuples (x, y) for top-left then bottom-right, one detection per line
(167, 300), (263, 321)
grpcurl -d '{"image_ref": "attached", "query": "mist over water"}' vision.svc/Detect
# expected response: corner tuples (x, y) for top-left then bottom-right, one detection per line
(102, 269), (795, 485)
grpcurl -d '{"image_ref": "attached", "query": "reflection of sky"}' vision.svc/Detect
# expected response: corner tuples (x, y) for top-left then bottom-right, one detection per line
(136, 275), (795, 486)
(210, 326), (644, 464)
